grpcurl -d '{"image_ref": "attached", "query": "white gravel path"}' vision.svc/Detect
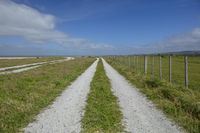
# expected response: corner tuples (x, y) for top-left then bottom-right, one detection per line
(0, 57), (35, 59)
(0, 65), (42, 75)
(0, 62), (46, 71)
(102, 58), (183, 133)
(24, 59), (98, 133)
(0, 57), (74, 74)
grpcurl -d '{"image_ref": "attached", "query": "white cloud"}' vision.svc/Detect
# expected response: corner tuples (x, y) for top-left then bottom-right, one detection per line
(155, 27), (200, 52)
(1, 0), (198, 55)
(0, 0), (114, 49)
(111, 27), (200, 55)
(0, 0), (62, 42)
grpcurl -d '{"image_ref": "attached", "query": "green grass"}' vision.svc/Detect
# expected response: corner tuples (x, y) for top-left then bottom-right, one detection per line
(0, 58), (95, 133)
(106, 56), (200, 133)
(0, 57), (64, 68)
(81, 59), (124, 133)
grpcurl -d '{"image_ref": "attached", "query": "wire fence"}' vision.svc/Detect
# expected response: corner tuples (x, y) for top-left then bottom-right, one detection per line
(108, 55), (200, 90)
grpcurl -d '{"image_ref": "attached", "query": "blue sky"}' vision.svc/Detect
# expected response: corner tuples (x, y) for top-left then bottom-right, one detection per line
(0, 0), (200, 55)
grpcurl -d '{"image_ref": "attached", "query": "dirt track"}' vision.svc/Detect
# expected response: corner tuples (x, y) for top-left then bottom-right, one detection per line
(102, 58), (183, 133)
(24, 59), (98, 133)
(0, 57), (74, 74)
(24, 58), (183, 133)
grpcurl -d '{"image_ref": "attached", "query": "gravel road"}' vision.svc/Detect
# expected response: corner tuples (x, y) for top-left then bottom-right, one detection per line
(102, 58), (183, 133)
(0, 65), (41, 75)
(0, 62), (46, 71)
(24, 59), (98, 133)
(0, 57), (74, 74)
(0, 57), (35, 59)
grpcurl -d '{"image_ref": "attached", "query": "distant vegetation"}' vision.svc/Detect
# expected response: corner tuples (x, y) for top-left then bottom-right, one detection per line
(163, 50), (200, 55)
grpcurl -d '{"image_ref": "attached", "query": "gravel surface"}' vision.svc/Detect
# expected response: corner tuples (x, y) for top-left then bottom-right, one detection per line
(0, 57), (35, 59)
(0, 62), (46, 71)
(0, 65), (41, 75)
(0, 58), (74, 74)
(24, 59), (98, 133)
(102, 58), (183, 133)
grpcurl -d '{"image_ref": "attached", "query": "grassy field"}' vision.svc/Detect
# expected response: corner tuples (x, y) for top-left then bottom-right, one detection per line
(0, 57), (64, 68)
(0, 58), (95, 132)
(81, 59), (124, 133)
(106, 56), (200, 133)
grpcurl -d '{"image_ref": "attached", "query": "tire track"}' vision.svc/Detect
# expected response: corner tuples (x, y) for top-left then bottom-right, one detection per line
(102, 58), (183, 133)
(0, 57), (74, 74)
(24, 59), (98, 133)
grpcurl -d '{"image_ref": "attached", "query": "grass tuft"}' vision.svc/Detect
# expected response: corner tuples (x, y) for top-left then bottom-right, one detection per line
(145, 79), (162, 88)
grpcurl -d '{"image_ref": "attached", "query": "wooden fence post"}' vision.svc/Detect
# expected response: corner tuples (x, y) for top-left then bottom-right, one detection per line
(128, 56), (131, 70)
(159, 56), (162, 80)
(134, 56), (136, 67)
(184, 56), (188, 88)
(139, 56), (140, 72)
(138, 56), (140, 72)
(169, 56), (172, 83)
(139, 56), (141, 73)
(151, 56), (154, 78)
(140, 56), (142, 73)
(136, 56), (138, 72)
(144, 56), (148, 74)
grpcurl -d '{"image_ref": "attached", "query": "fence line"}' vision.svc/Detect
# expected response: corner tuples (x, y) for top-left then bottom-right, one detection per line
(109, 55), (193, 89)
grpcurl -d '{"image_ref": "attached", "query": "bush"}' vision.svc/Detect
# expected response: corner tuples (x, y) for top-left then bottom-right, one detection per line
(145, 79), (162, 88)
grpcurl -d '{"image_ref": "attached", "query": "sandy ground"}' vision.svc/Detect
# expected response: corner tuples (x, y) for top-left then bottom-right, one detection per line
(24, 59), (98, 133)
(102, 58), (183, 133)
(0, 57), (74, 74)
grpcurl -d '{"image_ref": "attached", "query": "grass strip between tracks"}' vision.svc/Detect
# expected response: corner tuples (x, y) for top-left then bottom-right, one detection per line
(81, 59), (124, 133)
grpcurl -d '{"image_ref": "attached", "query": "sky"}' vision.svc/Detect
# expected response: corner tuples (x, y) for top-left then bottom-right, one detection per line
(0, 0), (200, 56)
